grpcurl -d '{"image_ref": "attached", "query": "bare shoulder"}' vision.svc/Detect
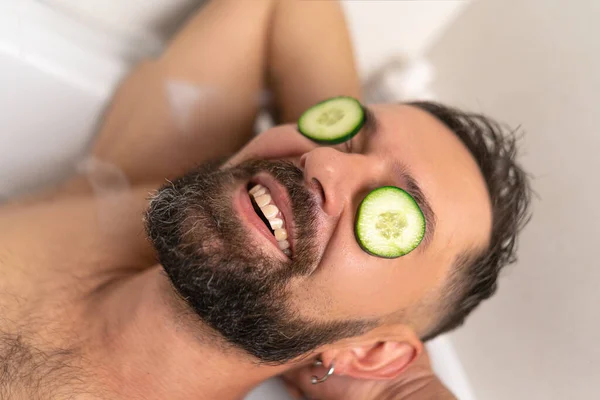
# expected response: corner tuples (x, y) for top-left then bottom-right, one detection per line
(0, 184), (158, 398)
(0, 215), (84, 399)
(0, 184), (157, 292)
(0, 191), (154, 399)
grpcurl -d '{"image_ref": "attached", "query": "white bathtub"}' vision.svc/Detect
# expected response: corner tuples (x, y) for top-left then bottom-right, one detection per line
(0, 2), (475, 399)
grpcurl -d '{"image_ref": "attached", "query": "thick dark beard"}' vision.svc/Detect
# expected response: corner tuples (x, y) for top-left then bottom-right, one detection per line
(145, 160), (372, 364)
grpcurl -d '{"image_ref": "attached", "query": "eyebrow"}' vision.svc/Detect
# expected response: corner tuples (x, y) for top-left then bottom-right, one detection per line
(362, 106), (379, 139)
(362, 106), (437, 249)
(398, 167), (437, 250)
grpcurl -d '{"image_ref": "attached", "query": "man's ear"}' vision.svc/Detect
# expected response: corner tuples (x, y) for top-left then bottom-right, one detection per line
(320, 328), (423, 381)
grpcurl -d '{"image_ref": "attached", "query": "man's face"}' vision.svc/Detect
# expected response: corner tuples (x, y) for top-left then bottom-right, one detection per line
(146, 104), (492, 363)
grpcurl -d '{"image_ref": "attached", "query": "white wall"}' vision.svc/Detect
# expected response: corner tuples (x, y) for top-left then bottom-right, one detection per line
(342, 1), (470, 74)
(426, 0), (600, 398)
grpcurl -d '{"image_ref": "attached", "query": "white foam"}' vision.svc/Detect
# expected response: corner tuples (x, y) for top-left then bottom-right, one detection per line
(165, 79), (216, 134)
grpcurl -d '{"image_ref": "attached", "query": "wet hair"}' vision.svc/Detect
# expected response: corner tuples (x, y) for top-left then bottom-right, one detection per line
(408, 101), (533, 341)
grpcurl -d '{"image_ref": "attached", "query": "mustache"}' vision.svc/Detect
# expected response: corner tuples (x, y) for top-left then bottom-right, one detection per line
(150, 158), (321, 275)
(233, 159), (304, 187)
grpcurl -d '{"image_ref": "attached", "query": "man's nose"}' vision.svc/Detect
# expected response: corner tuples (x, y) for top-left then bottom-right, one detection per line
(300, 147), (383, 217)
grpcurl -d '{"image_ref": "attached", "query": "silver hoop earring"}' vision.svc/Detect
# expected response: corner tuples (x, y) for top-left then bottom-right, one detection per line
(311, 359), (335, 385)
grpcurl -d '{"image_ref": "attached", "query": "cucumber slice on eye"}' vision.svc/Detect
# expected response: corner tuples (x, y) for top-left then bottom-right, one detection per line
(355, 186), (426, 258)
(297, 96), (365, 144)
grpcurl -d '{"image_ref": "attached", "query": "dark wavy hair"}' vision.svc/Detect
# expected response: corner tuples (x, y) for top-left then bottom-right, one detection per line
(408, 101), (533, 340)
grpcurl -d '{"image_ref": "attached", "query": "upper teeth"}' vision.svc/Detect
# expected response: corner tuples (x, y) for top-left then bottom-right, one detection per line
(249, 184), (291, 257)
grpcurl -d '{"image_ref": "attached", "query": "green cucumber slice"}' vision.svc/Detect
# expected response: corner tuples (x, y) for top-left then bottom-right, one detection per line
(355, 186), (426, 258)
(297, 96), (365, 144)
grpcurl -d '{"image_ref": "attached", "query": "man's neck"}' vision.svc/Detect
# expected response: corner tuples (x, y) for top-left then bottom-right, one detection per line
(84, 267), (285, 400)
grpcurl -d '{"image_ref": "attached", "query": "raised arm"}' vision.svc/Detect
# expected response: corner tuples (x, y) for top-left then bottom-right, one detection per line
(0, 0), (361, 276)
(91, 0), (360, 185)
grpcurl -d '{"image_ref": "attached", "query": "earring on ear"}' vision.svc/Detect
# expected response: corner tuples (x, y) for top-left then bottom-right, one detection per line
(311, 358), (336, 385)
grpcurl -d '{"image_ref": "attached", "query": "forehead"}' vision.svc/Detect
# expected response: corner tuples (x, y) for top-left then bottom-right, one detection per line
(369, 103), (492, 263)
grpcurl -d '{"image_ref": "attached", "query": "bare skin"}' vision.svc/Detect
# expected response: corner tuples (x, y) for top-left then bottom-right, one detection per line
(0, 1), (477, 399)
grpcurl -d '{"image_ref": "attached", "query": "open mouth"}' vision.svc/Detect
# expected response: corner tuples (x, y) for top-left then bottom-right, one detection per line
(248, 183), (292, 257)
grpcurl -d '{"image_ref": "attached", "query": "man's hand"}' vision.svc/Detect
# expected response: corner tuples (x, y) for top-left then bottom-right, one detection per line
(282, 349), (457, 400)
